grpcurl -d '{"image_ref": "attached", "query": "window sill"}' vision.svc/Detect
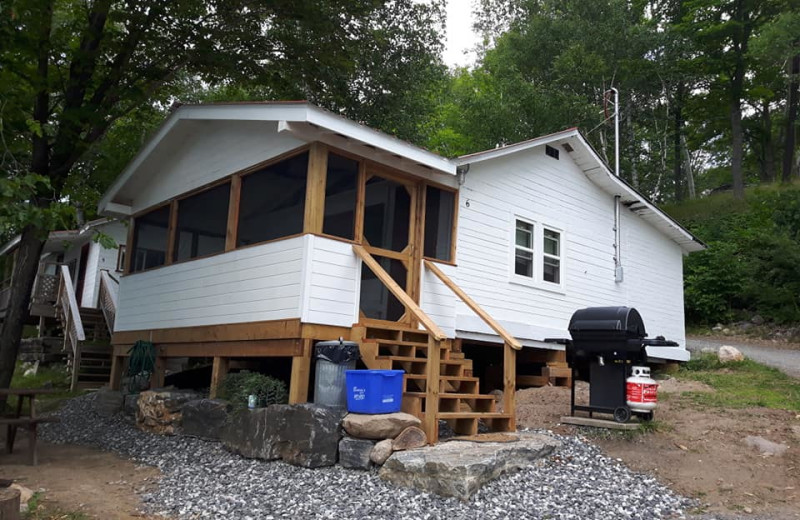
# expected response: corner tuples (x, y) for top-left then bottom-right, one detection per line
(509, 276), (566, 295)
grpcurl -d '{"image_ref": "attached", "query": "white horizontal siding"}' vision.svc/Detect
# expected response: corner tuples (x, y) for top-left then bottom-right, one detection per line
(115, 237), (304, 331)
(131, 120), (305, 213)
(301, 235), (360, 328)
(419, 262), (457, 337)
(453, 146), (688, 354)
(82, 221), (128, 308)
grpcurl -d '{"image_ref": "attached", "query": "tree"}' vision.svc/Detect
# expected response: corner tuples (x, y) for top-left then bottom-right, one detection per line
(0, 0), (445, 399)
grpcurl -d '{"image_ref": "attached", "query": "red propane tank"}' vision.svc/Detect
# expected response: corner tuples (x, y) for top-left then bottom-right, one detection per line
(626, 365), (658, 413)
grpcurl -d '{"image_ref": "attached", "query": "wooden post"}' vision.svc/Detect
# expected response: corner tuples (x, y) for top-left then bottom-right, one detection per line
(152, 356), (166, 389)
(303, 143), (328, 234)
(503, 342), (516, 429)
(209, 356), (229, 399)
(225, 175), (241, 251)
(0, 487), (21, 520)
(289, 339), (313, 404)
(109, 355), (125, 391)
(165, 200), (178, 265)
(69, 346), (81, 392)
(424, 336), (440, 444)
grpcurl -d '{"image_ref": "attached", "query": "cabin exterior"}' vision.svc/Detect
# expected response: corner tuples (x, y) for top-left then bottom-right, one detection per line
(98, 102), (703, 442)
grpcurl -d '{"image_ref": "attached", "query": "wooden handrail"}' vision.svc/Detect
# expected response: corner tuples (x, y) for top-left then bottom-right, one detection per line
(353, 245), (446, 341)
(98, 270), (119, 333)
(424, 260), (522, 350)
(57, 265), (85, 347)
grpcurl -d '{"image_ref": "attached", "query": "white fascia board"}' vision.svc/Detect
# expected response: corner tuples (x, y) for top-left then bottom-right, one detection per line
(454, 128), (579, 166)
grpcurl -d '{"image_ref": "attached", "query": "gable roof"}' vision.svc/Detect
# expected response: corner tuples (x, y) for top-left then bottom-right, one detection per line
(0, 218), (116, 257)
(454, 128), (706, 253)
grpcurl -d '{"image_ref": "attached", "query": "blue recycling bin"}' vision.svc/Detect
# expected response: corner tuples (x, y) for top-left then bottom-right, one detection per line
(346, 369), (404, 414)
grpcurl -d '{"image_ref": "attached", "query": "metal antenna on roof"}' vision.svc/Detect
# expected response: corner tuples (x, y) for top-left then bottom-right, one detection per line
(605, 87), (624, 283)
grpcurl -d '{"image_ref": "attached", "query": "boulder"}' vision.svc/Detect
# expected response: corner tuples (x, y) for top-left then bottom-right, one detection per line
(392, 426), (427, 451)
(744, 436), (789, 456)
(718, 345), (744, 363)
(342, 412), (421, 439)
(379, 433), (560, 500)
(136, 389), (202, 435)
(751, 314), (765, 326)
(222, 404), (347, 468)
(338, 437), (375, 470)
(94, 388), (124, 416)
(123, 394), (139, 416)
(712, 323), (724, 332)
(182, 399), (231, 441)
(370, 439), (394, 465)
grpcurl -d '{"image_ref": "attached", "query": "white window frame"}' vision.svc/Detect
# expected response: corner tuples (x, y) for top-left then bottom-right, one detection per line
(509, 215), (566, 293)
(513, 219), (535, 279)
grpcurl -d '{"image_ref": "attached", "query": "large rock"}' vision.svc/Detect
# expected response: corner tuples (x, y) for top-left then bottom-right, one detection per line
(370, 439), (394, 465)
(718, 345), (744, 363)
(136, 389), (202, 435)
(182, 399), (231, 441)
(342, 412), (421, 440)
(392, 426), (427, 451)
(338, 437), (375, 470)
(123, 394), (139, 416)
(222, 404), (347, 468)
(94, 388), (124, 416)
(379, 433), (560, 500)
(744, 435), (789, 456)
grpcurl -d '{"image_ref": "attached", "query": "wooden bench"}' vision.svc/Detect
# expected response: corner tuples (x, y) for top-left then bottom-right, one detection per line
(1, 388), (61, 466)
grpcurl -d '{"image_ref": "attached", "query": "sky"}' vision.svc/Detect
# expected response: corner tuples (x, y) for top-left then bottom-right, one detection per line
(443, 0), (480, 68)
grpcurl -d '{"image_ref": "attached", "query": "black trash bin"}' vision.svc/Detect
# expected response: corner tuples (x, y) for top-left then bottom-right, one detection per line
(314, 339), (360, 407)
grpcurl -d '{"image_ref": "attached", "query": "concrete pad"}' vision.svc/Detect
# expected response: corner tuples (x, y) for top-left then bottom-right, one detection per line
(379, 432), (559, 500)
(561, 416), (640, 430)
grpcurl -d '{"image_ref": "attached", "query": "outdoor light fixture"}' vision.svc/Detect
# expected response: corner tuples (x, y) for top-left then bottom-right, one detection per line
(456, 164), (470, 185)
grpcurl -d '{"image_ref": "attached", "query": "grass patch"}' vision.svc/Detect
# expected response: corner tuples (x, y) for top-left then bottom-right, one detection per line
(24, 493), (90, 520)
(7, 362), (84, 414)
(677, 353), (800, 411)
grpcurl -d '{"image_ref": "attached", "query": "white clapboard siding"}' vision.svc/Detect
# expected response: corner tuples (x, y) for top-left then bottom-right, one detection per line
(419, 262), (457, 338)
(452, 145), (687, 349)
(132, 120), (305, 213)
(80, 242), (100, 308)
(301, 235), (360, 328)
(81, 221), (128, 308)
(115, 237), (305, 331)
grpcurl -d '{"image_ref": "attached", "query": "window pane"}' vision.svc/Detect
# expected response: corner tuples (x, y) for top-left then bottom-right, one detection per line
(424, 186), (455, 261)
(174, 183), (230, 262)
(237, 152), (309, 246)
(544, 229), (560, 256)
(515, 249), (533, 277)
(132, 205), (170, 272)
(515, 220), (533, 248)
(544, 257), (560, 284)
(323, 153), (358, 240)
(363, 177), (410, 252)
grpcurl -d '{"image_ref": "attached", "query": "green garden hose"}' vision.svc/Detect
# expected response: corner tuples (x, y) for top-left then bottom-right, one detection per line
(126, 340), (156, 393)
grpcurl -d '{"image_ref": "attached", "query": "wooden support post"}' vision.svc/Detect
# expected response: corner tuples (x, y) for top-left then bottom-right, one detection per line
(424, 335), (440, 444)
(503, 342), (516, 429)
(109, 355), (124, 391)
(289, 339), (313, 404)
(209, 357), (229, 399)
(152, 356), (166, 389)
(69, 347), (81, 392)
(225, 175), (242, 251)
(303, 142), (328, 234)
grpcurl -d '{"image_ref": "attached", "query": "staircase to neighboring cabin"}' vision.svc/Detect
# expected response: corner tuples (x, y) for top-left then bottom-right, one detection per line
(70, 308), (114, 389)
(352, 323), (514, 440)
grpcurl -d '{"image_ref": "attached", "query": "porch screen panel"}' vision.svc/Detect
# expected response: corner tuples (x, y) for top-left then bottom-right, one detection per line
(323, 153), (358, 240)
(423, 186), (455, 261)
(174, 182), (230, 262)
(237, 152), (309, 246)
(363, 177), (410, 252)
(131, 205), (170, 272)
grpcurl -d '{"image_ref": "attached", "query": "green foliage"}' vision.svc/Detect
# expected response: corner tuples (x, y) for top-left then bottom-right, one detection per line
(679, 353), (800, 411)
(23, 492), (90, 520)
(9, 362), (82, 414)
(667, 184), (800, 325)
(220, 371), (289, 408)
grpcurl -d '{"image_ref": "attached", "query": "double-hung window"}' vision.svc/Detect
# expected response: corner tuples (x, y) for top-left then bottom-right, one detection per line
(512, 217), (564, 290)
(514, 220), (534, 277)
(542, 228), (561, 284)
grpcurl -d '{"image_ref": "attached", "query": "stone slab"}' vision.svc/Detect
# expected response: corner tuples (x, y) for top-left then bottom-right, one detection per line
(560, 416), (640, 430)
(379, 432), (559, 500)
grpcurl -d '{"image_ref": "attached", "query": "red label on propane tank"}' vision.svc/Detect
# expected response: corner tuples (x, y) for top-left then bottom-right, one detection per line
(627, 382), (643, 402)
(642, 384), (658, 402)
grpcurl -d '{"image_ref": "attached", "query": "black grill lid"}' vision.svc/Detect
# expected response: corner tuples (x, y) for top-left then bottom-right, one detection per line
(568, 306), (647, 340)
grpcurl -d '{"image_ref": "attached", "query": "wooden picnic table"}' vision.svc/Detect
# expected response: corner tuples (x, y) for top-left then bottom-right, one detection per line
(0, 388), (61, 465)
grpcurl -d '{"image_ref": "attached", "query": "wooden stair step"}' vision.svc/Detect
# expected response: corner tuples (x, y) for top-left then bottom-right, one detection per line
(405, 392), (495, 400)
(404, 374), (478, 382)
(377, 356), (467, 365)
(368, 338), (438, 348)
(437, 412), (512, 419)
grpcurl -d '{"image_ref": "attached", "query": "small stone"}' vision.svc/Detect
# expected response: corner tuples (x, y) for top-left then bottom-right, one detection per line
(718, 345), (744, 363)
(370, 439), (394, 465)
(751, 315), (764, 325)
(392, 426), (427, 451)
(712, 323), (724, 331)
(338, 437), (375, 470)
(722, 328), (732, 335)
(744, 506), (753, 514)
(744, 435), (788, 456)
(342, 412), (421, 439)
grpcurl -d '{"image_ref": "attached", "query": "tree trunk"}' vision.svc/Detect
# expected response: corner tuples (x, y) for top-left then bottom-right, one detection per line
(731, 94), (746, 199)
(673, 84), (684, 201)
(0, 228), (46, 406)
(762, 101), (775, 182)
(783, 53), (799, 183)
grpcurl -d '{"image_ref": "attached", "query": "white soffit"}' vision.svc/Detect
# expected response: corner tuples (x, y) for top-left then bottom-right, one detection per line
(455, 129), (706, 254)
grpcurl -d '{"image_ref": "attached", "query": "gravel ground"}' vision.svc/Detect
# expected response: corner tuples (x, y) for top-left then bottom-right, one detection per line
(686, 337), (800, 378)
(41, 393), (697, 520)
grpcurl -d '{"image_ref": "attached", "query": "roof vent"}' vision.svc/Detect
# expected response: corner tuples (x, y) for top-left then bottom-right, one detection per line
(562, 143), (574, 153)
(545, 145), (560, 159)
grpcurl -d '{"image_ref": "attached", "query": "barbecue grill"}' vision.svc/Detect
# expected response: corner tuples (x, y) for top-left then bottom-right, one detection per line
(547, 306), (679, 423)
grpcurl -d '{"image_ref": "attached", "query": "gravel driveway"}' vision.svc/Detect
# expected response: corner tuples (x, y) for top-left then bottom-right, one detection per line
(40, 394), (696, 520)
(686, 336), (800, 379)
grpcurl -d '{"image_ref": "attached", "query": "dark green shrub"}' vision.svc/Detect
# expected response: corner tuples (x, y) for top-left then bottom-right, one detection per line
(219, 371), (288, 408)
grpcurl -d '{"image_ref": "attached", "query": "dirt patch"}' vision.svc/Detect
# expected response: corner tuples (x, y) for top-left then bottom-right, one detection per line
(0, 435), (161, 520)
(516, 380), (800, 518)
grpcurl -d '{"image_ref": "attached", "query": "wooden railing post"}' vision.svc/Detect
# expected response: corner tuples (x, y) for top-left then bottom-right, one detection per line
(503, 342), (516, 428)
(424, 336), (441, 444)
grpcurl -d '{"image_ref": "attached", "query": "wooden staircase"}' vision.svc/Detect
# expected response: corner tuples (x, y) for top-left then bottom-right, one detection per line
(353, 323), (514, 441)
(70, 308), (113, 389)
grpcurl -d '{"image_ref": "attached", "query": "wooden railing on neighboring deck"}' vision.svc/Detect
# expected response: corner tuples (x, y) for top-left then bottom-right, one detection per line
(98, 270), (119, 334)
(423, 260), (522, 429)
(56, 265), (85, 390)
(352, 245), (446, 440)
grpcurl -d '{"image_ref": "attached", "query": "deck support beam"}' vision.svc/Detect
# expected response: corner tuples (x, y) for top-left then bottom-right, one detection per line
(109, 355), (125, 391)
(423, 336), (441, 444)
(503, 342), (516, 429)
(209, 356), (230, 399)
(289, 339), (313, 404)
